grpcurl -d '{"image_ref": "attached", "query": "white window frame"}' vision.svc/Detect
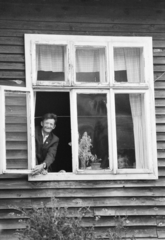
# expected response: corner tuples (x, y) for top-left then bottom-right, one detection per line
(0, 34), (156, 180)
(0, 86), (34, 174)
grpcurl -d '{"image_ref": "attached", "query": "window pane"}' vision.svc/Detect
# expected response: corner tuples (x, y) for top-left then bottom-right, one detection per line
(115, 93), (147, 169)
(36, 44), (66, 81)
(114, 48), (144, 83)
(5, 91), (28, 169)
(77, 93), (109, 170)
(76, 47), (106, 83)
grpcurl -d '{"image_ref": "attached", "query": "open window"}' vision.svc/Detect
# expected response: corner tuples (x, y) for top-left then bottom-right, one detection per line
(0, 86), (34, 174)
(0, 35), (157, 180)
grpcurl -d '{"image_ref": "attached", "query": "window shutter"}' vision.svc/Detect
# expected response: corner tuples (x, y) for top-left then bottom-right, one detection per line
(0, 86), (33, 174)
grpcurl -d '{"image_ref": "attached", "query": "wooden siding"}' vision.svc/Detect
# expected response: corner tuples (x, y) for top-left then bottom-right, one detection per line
(0, 0), (165, 239)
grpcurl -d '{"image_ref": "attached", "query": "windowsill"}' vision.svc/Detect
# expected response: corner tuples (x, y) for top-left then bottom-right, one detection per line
(28, 172), (158, 181)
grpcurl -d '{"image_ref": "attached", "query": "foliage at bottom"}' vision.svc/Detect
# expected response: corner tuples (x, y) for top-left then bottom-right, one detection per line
(11, 198), (136, 240)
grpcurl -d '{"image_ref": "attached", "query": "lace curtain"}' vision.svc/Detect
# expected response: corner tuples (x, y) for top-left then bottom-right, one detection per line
(76, 49), (106, 82)
(36, 45), (64, 72)
(115, 48), (147, 169)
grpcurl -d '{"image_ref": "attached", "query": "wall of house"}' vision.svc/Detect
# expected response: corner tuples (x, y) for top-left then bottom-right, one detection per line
(0, 0), (165, 239)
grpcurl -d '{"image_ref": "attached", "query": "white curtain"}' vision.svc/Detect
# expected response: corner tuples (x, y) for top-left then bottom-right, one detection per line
(76, 49), (106, 82)
(36, 45), (64, 72)
(115, 48), (147, 169)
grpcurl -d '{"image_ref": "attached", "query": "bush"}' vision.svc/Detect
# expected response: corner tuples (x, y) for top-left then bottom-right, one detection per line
(12, 198), (136, 240)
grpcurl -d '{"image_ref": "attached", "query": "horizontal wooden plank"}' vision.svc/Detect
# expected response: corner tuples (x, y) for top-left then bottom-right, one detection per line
(0, 71), (25, 79)
(157, 150), (165, 158)
(82, 216), (157, 227)
(0, 199), (31, 210)
(0, 228), (156, 240)
(0, 196), (165, 211)
(0, 216), (157, 230)
(6, 132), (27, 141)
(157, 142), (165, 149)
(6, 150), (27, 159)
(0, 18), (165, 38)
(156, 116), (165, 123)
(0, 54), (24, 62)
(5, 106), (27, 116)
(154, 57), (165, 64)
(0, 80), (25, 86)
(2, 177), (165, 189)
(154, 81), (165, 89)
(5, 124), (27, 132)
(158, 159), (165, 167)
(157, 229), (165, 238)
(153, 41), (165, 48)
(157, 216), (165, 227)
(2, 206), (165, 219)
(158, 168), (165, 176)
(94, 206), (165, 216)
(0, 46), (24, 54)
(156, 125), (165, 132)
(157, 133), (165, 141)
(7, 159), (28, 169)
(5, 96), (26, 106)
(95, 227), (157, 238)
(154, 50), (165, 57)
(155, 99), (165, 107)
(154, 73), (165, 81)
(0, 62), (24, 70)
(1, 187), (165, 198)
(0, 37), (23, 45)
(155, 90), (165, 98)
(0, 28), (164, 39)
(6, 116), (27, 124)
(6, 141), (27, 150)
(154, 65), (165, 72)
(0, 209), (27, 220)
(0, 219), (25, 230)
(156, 107), (165, 114)
(0, 19), (163, 33)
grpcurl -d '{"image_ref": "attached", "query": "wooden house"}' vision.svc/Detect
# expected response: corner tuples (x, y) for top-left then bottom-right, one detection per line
(0, 0), (165, 239)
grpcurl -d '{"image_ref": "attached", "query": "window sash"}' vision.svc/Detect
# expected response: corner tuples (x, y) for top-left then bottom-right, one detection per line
(71, 89), (114, 173)
(109, 38), (153, 86)
(112, 89), (155, 174)
(73, 42), (109, 86)
(0, 86), (34, 174)
(29, 40), (70, 86)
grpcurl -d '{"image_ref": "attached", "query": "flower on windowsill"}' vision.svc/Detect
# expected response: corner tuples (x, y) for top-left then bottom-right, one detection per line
(90, 154), (101, 163)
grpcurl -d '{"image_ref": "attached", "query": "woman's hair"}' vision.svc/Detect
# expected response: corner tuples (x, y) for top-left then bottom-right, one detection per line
(42, 113), (57, 124)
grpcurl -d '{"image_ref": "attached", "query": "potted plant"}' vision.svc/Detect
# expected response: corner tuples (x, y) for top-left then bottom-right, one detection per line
(78, 132), (93, 169)
(79, 132), (102, 170)
(90, 154), (101, 170)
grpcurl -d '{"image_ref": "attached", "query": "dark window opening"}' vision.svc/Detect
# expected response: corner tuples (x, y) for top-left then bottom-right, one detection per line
(35, 92), (72, 172)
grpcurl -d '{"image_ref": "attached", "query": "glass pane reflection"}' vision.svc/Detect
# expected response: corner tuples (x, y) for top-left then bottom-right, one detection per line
(77, 94), (109, 170)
